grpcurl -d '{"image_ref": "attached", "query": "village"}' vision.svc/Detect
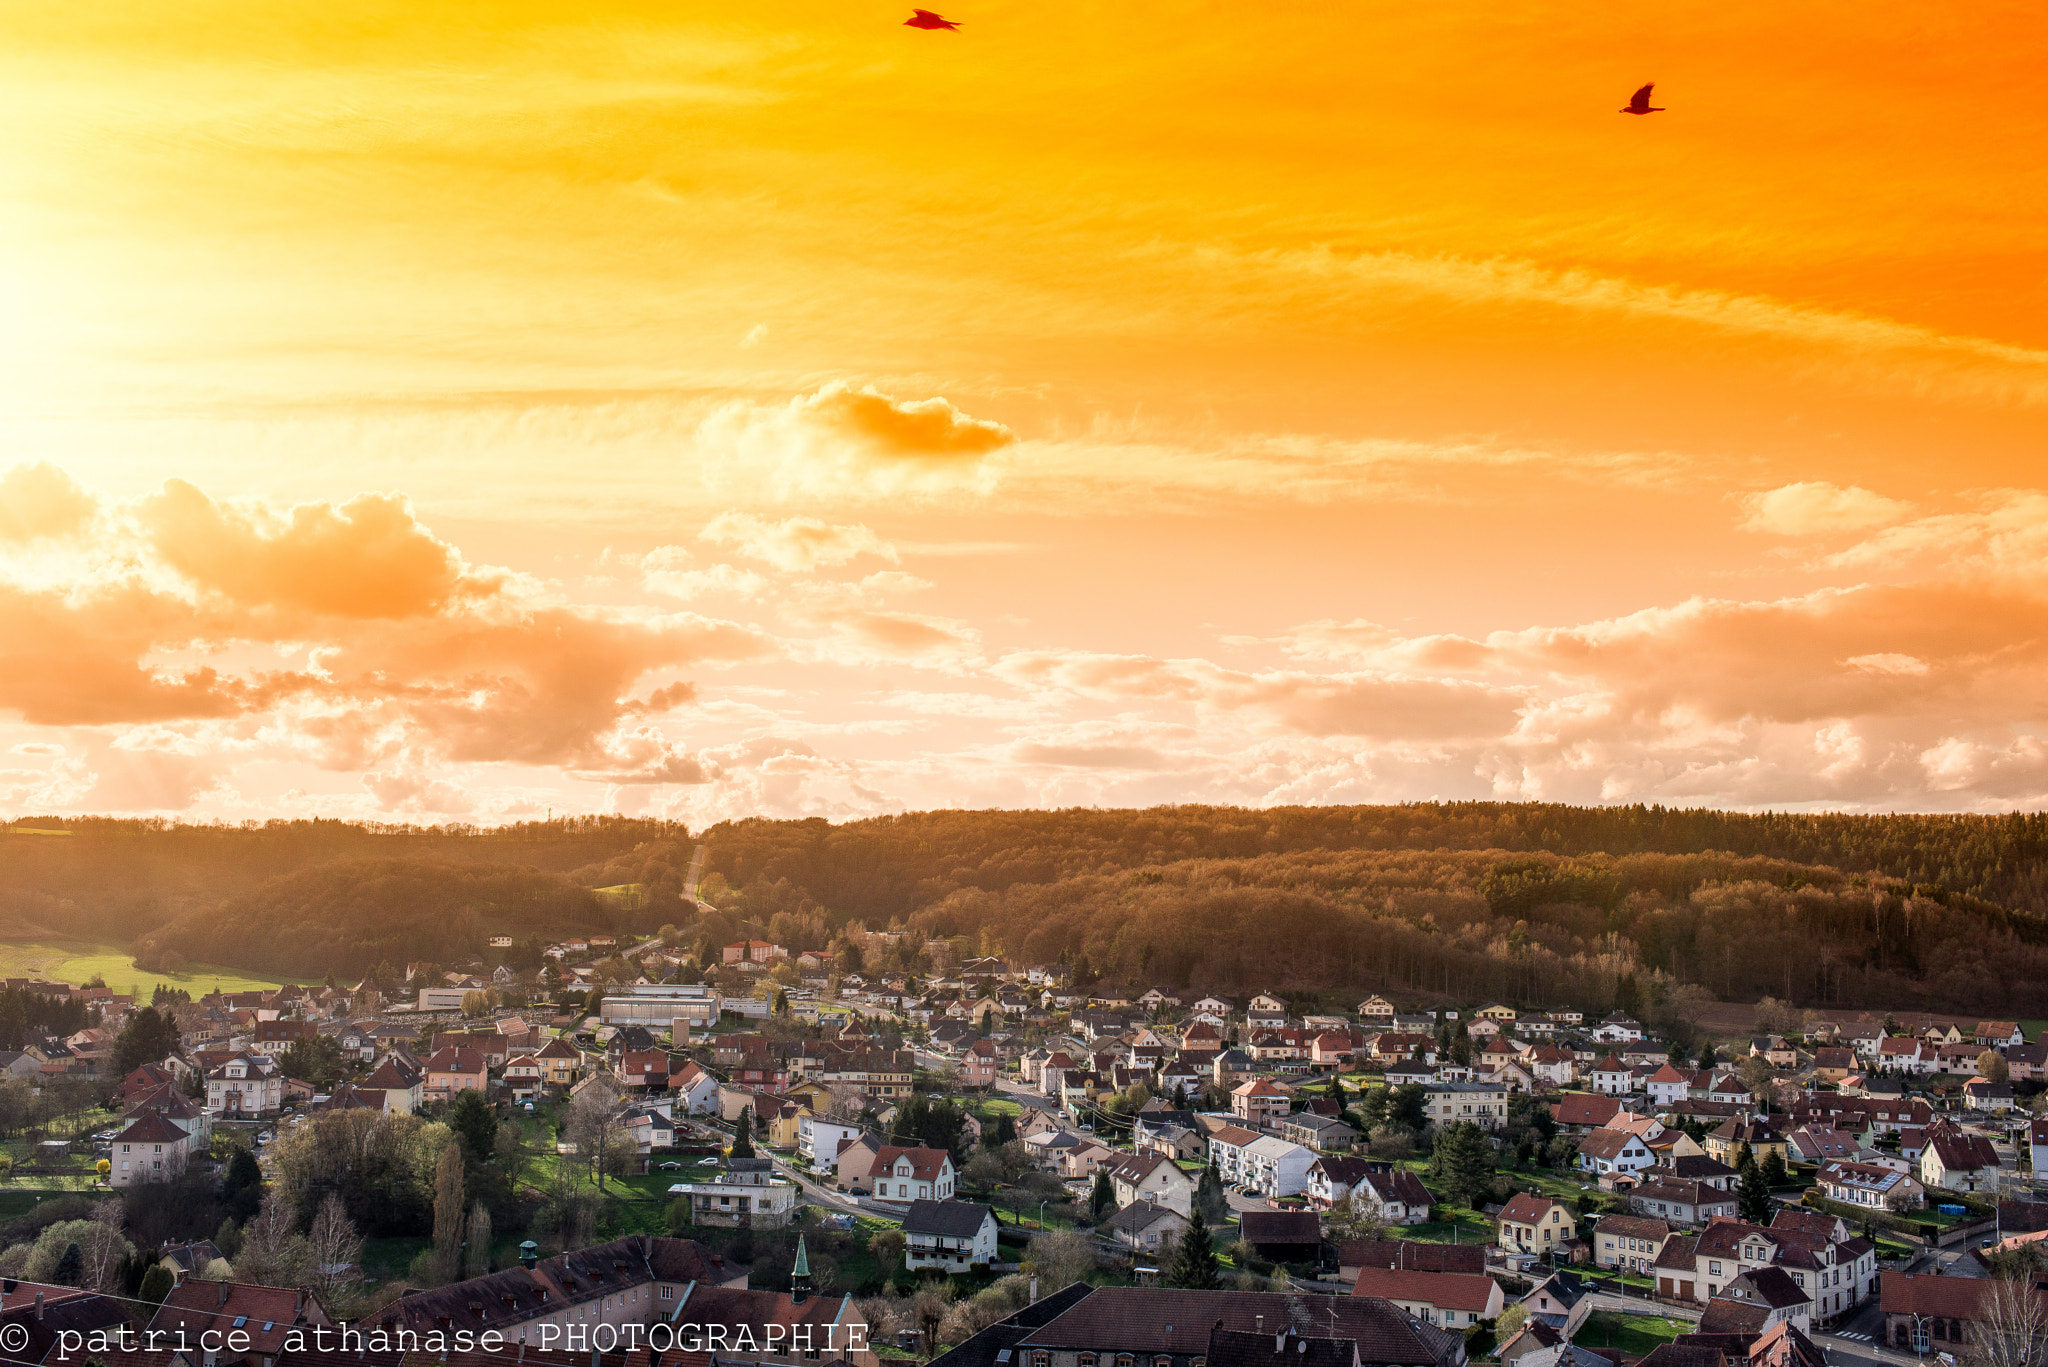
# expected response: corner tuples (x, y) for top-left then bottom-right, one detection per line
(4, 927), (2048, 1367)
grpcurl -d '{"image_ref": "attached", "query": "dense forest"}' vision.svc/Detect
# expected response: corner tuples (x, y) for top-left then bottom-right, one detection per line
(19, 804), (2048, 1013)
(0, 815), (678, 942)
(130, 860), (623, 980)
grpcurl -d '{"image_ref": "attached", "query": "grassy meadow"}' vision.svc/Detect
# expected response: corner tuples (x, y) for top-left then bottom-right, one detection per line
(0, 938), (304, 995)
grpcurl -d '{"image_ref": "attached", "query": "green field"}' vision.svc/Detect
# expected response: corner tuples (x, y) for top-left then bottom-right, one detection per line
(0, 939), (304, 995)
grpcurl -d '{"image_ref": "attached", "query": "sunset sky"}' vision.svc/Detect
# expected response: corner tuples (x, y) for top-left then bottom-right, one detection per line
(4, 0), (2048, 821)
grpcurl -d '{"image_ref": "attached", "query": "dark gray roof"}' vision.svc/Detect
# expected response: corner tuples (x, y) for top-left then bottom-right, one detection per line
(1207, 1327), (1360, 1367)
(927, 1284), (1099, 1367)
(901, 1198), (996, 1238)
(1107, 1201), (1187, 1234)
(1017, 1288), (1459, 1366)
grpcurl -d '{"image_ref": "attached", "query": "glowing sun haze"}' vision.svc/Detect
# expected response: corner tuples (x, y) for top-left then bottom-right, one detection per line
(3, 0), (2047, 820)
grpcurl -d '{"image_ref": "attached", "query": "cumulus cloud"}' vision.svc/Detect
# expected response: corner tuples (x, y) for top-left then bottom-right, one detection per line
(0, 474), (784, 794)
(0, 464), (98, 543)
(692, 384), (1015, 503)
(139, 480), (499, 618)
(1738, 481), (1915, 536)
(792, 383), (1015, 459)
(640, 547), (772, 602)
(700, 512), (898, 571)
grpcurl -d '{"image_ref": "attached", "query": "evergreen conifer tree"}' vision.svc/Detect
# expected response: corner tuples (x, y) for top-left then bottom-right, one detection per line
(1165, 1212), (1221, 1289)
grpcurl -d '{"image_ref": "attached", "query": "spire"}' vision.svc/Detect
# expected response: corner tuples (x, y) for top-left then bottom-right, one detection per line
(791, 1234), (811, 1304)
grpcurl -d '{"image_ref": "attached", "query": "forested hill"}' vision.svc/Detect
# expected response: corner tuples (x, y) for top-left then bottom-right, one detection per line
(0, 815), (676, 943)
(131, 859), (622, 980)
(19, 803), (2048, 1014)
(693, 804), (2048, 917)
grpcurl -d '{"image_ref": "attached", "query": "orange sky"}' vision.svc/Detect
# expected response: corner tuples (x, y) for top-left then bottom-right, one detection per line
(3, 0), (2048, 819)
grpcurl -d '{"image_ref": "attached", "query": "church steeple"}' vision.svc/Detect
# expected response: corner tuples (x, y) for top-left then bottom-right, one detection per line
(791, 1233), (811, 1304)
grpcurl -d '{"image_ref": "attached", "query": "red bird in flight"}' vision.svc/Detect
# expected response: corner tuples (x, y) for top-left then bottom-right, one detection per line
(905, 9), (960, 29)
(1620, 83), (1666, 115)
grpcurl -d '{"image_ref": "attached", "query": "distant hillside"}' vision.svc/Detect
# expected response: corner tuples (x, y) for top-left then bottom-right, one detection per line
(130, 858), (622, 979)
(0, 815), (679, 944)
(20, 803), (2048, 1013)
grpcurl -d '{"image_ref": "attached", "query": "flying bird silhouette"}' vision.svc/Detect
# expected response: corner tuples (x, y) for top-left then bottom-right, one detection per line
(1620, 83), (1665, 115)
(904, 9), (960, 29)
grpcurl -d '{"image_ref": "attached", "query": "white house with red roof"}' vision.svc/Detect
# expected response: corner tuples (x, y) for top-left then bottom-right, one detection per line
(1352, 1266), (1504, 1328)
(867, 1144), (957, 1203)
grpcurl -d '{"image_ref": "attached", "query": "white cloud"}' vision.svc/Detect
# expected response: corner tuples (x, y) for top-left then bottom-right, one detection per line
(1738, 482), (1915, 536)
(701, 512), (898, 572)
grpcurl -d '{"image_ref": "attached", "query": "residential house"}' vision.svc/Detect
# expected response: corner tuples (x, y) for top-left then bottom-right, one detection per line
(1877, 1036), (1935, 1076)
(1106, 1201), (1188, 1258)
(1590, 1057), (1635, 1096)
(1707, 1117), (1786, 1168)
(1303, 1155), (1374, 1209)
(361, 1053), (424, 1112)
(1962, 1077), (2015, 1112)
(1498, 1194), (1576, 1255)
(1647, 1066), (1694, 1109)
(425, 1046), (488, 1101)
(1422, 1080), (1509, 1128)
(204, 1053), (282, 1117)
(532, 1036), (584, 1088)
(1818, 1160), (1923, 1210)
(800, 1113), (864, 1168)
(1629, 1180), (1739, 1227)
(1351, 1268), (1504, 1330)
(1707, 1267), (1813, 1336)
(1921, 1130), (2002, 1193)
(1520, 1272), (1596, 1337)
(1553, 1093), (1625, 1134)
(1812, 1049), (1856, 1084)
(667, 1156), (799, 1227)
(1233, 1078), (1291, 1130)
(1579, 1127), (1657, 1186)
(1104, 1151), (1197, 1217)
(1786, 1128), (1859, 1166)
(1528, 1046), (1577, 1087)
(902, 1199), (1000, 1271)
(1594, 1215), (1671, 1273)
(110, 1111), (193, 1187)
(671, 1059), (721, 1115)
(1278, 1112), (1357, 1151)
(1354, 1168), (1437, 1226)
(1975, 1022), (2025, 1049)
(1594, 1015), (1646, 1043)
(867, 1145), (958, 1202)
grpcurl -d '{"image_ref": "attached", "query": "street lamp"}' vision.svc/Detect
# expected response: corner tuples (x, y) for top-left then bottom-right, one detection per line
(1039, 1201), (1048, 1229)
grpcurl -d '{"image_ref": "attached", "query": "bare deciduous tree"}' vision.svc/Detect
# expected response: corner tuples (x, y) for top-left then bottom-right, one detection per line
(308, 1193), (364, 1301)
(1965, 1273), (2048, 1367)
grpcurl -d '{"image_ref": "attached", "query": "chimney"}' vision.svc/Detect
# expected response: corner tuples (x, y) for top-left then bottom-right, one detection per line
(219, 1282), (232, 1307)
(1028, 1275), (1039, 1305)
(35, 1291), (45, 1320)
(296, 1288), (307, 1318)
(521, 1241), (540, 1270)
(1255, 1316), (1264, 1333)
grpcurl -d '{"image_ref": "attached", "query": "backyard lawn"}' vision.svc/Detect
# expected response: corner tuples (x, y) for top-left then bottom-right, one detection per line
(1580, 1312), (1690, 1357)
